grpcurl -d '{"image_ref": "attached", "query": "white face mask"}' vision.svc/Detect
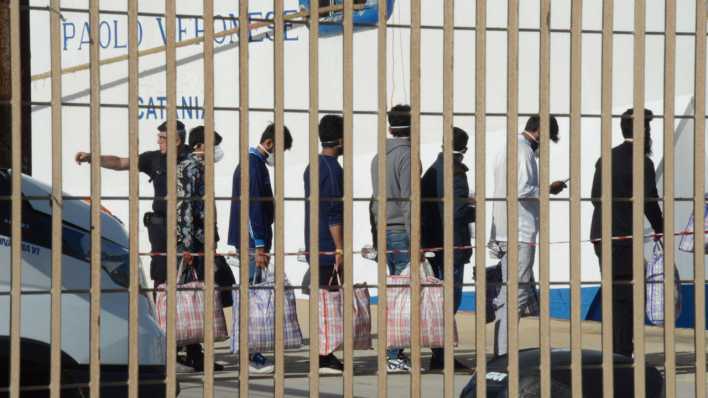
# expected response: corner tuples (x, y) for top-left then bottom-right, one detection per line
(214, 145), (224, 163)
(259, 144), (275, 167)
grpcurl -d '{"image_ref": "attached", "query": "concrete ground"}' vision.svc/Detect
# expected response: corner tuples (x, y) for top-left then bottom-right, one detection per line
(177, 300), (707, 397)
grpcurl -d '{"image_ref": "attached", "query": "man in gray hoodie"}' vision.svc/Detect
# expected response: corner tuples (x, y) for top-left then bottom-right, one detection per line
(370, 104), (414, 373)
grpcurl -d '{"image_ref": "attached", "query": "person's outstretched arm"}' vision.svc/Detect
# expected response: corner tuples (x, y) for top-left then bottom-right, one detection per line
(75, 152), (129, 170)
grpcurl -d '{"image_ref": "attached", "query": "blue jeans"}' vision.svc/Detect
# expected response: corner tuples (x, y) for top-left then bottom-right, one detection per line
(428, 253), (465, 359)
(385, 229), (410, 360)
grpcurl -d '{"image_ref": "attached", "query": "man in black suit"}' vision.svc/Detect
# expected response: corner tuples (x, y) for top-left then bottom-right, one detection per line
(590, 108), (664, 356)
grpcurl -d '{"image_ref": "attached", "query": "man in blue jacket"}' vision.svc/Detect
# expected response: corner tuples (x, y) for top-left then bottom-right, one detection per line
(227, 123), (293, 374)
(421, 127), (475, 371)
(303, 114), (345, 375)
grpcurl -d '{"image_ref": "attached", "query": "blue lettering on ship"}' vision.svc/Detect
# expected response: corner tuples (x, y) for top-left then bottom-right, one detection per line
(62, 9), (299, 52)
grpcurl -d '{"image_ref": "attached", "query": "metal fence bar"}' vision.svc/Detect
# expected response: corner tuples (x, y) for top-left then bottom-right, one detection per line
(474, 0), (487, 396)
(568, 0), (583, 396)
(88, 0), (102, 395)
(409, 0), (423, 395)
(9, 0), (22, 397)
(273, 0), (286, 396)
(165, 0), (178, 396)
(307, 0), (320, 395)
(49, 0), (63, 395)
(203, 0), (216, 395)
(631, 2), (647, 396)
(537, 0), (551, 396)
(661, 1), (676, 396)
(442, 0), (454, 395)
(238, 0), (251, 395)
(127, 0), (140, 396)
(600, 0), (614, 396)
(342, 1), (355, 396)
(376, 0), (388, 395)
(693, 1), (707, 396)
(505, 0), (520, 396)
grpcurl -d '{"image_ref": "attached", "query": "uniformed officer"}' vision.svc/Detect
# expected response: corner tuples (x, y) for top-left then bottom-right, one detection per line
(75, 120), (189, 287)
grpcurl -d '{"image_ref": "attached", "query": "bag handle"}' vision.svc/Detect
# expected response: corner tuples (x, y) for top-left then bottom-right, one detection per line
(328, 268), (342, 287)
(250, 263), (270, 285)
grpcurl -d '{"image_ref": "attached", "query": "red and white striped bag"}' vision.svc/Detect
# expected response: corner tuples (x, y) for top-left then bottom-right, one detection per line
(155, 264), (229, 346)
(386, 274), (458, 349)
(318, 284), (372, 355)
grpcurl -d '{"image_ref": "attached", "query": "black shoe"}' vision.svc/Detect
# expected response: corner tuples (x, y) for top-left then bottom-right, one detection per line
(319, 354), (344, 375)
(189, 356), (224, 372)
(428, 356), (471, 372)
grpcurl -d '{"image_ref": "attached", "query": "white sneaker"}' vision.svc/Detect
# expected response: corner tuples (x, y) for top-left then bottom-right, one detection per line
(387, 358), (412, 373)
(249, 353), (274, 375)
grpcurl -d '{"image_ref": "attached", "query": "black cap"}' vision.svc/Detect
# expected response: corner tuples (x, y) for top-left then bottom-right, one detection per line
(188, 125), (223, 149)
(452, 127), (469, 152)
(157, 120), (186, 143)
(319, 115), (344, 146)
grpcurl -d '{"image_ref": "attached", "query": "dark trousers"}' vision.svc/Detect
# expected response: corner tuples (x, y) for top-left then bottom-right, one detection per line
(145, 214), (168, 285)
(428, 253), (465, 360)
(593, 242), (634, 356)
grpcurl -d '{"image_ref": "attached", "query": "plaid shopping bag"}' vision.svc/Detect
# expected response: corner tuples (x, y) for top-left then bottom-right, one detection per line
(230, 271), (303, 353)
(318, 284), (372, 355)
(679, 201), (708, 253)
(319, 287), (344, 355)
(646, 242), (682, 325)
(155, 266), (229, 346)
(353, 285), (373, 350)
(386, 274), (458, 349)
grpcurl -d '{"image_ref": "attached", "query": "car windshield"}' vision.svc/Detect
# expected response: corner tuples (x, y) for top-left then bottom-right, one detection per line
(64, 226), (137, 289)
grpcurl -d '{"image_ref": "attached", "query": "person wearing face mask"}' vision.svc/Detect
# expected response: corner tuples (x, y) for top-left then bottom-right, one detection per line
(227, 122), (293, 374)
(590, 108), (663, 358)
(370, 104), (416, 373)
(489, 115), (567, 358)
(303, 114), (345, 374)
(420, 126), (476, 371)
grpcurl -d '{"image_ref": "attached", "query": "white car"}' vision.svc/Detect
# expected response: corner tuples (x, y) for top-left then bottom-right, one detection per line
(0, 169), (170, 397)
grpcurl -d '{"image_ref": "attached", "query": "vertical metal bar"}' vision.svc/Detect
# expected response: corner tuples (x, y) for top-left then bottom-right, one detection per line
(342, 1), (355, 396)
(88, 0), (102, 395)
(506, 0), (520, 396)
(238, 0), (251, 394)
(376, 0), (388, 395)
(307, 1), (321, 396)
(631, 2), (647, 396)
(203, 0), (216, 395)
(409, 0), (423, 396)
(568, 0), (583, 396)
(442, 0), (455, 395)
(662, 1), (676, 396)
(537, 0), (551, 396)
(273, 0), (286, 396)
(127, 0), (140, 396)
(600, 0), (614, 395)
(474, 0), (487, 396)
(693, 0), (706, 396)
(165, 0), (178, 396)
(49, 0), (63, 396)
(8, 0), (22, 397)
